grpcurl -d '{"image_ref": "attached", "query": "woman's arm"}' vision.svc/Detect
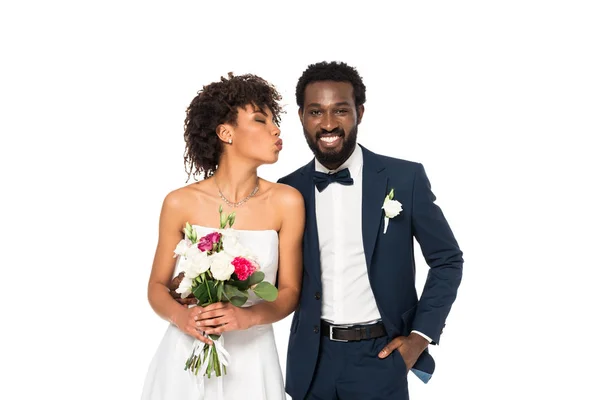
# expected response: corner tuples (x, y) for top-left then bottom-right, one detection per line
(147, 190), (210, 343)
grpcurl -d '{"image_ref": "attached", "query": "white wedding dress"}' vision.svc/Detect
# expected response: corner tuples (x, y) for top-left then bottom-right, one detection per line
(141, 226), (285, 400)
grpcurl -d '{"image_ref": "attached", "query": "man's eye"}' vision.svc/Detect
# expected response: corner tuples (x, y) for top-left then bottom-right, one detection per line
(335, 109), (348, 114)
(310, 110), (322, 116)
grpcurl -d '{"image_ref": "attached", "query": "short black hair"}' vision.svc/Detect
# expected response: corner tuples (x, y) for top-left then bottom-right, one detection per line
(295, 61), (366, 110)
(183, 72), (282, 180)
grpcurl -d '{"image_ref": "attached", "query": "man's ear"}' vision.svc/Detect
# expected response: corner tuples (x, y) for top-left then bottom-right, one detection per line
(357, 105), (365, 125)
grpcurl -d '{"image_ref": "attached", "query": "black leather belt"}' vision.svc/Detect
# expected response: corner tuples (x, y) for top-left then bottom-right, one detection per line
(321, 320), (387, 342)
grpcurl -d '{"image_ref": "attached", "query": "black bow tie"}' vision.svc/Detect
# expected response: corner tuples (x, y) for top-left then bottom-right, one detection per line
(313, 168), (354, 192)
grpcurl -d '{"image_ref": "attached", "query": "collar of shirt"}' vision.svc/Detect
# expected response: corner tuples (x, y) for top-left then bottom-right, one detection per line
(314, 145), (363, 178)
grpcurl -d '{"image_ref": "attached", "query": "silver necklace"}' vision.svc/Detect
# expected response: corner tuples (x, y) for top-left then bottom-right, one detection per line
(216, 179), (259, 208)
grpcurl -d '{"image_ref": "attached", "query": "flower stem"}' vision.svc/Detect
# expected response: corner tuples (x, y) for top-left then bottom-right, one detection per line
(213, 345), (221, 377)
(205, 279), (213, 303)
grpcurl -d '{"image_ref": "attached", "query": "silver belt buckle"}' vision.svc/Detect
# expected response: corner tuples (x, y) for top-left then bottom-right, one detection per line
(329, 325), (348, 342)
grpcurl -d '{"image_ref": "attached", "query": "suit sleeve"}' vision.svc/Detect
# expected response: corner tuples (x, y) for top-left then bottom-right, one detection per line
(410, 163), (463, 344)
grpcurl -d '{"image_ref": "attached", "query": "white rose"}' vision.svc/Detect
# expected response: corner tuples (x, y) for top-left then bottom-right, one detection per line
(221, 228), (258, 261)
(209, 252), (235, 281)
(225, 242), (258, 262)
(173, 239), (191, 258)
(175, 276), (194, 298)
(382, 197), (403, 218)
(181, 246), (210, 277)
(237, 246), (258, 263)
(221, 229), (239, 253)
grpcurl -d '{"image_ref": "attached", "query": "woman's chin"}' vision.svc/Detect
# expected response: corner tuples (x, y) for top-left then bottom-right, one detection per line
(266, 153), (280, 164)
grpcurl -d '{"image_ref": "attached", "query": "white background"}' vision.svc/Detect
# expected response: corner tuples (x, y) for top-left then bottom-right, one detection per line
(1, 1), (599, 399)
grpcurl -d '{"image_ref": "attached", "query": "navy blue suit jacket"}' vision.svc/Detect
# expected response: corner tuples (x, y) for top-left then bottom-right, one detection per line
(278, 145), (463, 399)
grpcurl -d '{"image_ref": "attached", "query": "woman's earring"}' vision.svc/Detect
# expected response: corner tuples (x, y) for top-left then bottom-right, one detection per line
(228, 138), (232, 144)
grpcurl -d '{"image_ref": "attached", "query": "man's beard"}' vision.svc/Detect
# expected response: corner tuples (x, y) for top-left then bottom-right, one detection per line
(303, 125), (358, 167)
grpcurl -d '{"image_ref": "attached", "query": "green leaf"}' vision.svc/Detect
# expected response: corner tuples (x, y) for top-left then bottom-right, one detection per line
(227, 278), (249, 291)
(252, 281), (278, 301)
(229, 296), (247, 307)
(192, 282), (211, 305)
(223, 283), (246, 299)
(216, 281), (223, 302)
(246, 271), (264, 286)
(228, 212), (236, 228)
(208, 280), (218, 303)
(388, 188), (395, 199)
(192, 278), (218, 305)
(223, 284), (248, 307)
(228, 270), (264, 291)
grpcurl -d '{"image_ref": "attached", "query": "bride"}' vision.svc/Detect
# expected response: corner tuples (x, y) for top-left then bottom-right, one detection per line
(141, 73), (304, 399)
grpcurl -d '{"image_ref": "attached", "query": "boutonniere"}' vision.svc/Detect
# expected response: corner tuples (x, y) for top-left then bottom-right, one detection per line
(382, 189), (403, 234)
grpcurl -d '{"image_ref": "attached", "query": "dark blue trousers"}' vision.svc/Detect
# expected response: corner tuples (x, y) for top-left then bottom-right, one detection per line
(304, 334), (409, 400)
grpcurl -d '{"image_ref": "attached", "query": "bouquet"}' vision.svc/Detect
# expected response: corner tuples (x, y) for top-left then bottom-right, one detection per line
(173, 206), (278, 379)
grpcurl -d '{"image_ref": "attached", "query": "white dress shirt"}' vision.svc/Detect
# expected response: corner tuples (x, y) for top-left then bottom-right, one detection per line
(315, 146), (432, 342)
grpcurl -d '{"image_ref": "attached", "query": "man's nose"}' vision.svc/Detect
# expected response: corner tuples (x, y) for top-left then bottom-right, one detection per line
(321, 112), (338, 132)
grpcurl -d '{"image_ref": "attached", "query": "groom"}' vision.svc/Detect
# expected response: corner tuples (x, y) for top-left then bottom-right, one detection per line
(278, 61), (463, 399)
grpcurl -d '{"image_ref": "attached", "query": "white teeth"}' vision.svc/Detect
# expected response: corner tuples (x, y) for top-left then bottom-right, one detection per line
(320, 136), (339, 143)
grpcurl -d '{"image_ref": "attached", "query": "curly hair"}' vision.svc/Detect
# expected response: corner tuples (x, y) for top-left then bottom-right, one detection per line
(183, 72), (283, 181)
(295, 61), (366, 110)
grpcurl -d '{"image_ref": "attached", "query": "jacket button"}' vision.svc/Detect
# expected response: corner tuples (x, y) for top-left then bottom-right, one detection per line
(313, 326), (319, 333)
(315, 292), (321, 300)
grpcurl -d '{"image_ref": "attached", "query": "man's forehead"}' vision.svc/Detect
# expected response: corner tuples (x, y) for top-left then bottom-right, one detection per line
(304, 81), (354, 103)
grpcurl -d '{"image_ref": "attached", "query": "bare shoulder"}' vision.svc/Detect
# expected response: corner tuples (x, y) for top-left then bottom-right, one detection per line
(162, 184), (191, 209)
(264, 182), (305, 233)
(268, 182), (304, 209)
(161, 181), (208, 219)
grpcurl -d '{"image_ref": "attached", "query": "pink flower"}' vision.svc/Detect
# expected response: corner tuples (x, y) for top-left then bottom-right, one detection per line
(231, 257), (257, 281)
(198, 232), (221, 252)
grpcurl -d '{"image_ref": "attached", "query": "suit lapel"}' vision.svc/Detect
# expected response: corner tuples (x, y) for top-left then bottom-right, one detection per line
(361, 146), (388, 271)
(299, 160), (322, 288)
